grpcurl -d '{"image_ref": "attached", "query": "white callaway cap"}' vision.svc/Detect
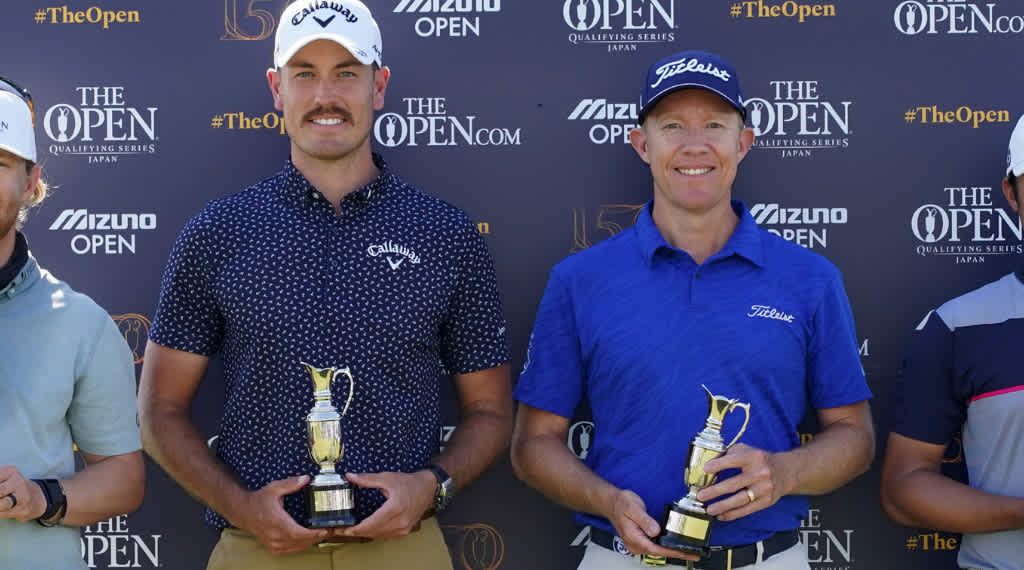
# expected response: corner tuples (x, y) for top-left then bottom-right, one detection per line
(274, 1), (382, 68)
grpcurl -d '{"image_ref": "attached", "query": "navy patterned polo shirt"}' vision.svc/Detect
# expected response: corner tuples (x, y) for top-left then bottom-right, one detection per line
(149, 154), (510, 529)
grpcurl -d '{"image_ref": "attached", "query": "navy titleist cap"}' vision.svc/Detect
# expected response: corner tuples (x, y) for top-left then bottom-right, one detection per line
(639, 50), (746, 123)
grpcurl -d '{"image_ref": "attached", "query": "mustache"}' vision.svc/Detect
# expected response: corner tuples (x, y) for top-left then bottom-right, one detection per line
(303, 106), (353, 123)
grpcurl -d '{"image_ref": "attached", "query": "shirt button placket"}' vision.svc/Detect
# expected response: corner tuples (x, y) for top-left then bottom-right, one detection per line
(691, 265), (704, 305)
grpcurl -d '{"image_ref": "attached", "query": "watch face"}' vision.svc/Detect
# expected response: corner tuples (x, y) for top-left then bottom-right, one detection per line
(435, 478), (454, 511)
(428, 465), (454, 511)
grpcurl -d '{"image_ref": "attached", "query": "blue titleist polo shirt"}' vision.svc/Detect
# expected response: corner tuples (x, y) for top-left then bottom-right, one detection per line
(515, 200), (871, 546)
(895, 270), (1024, 570)
(150, 154), (509, 529)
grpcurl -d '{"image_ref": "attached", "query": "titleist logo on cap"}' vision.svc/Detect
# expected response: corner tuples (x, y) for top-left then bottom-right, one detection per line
(651, 57), (731, 90)
(291, 1), (359, 26)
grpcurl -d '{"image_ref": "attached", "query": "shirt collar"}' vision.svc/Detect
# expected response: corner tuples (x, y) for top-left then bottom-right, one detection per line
(635, 199), (765, 267)
(279, 152), (397, 208)
(0, 250), (41, 301)
(0, 231), (29, 290)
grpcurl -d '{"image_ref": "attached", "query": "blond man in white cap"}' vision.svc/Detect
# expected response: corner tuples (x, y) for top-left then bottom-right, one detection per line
(139, 1), (512, 568)
(0, 76), (144, 569)
(881, 115), (1024, 569)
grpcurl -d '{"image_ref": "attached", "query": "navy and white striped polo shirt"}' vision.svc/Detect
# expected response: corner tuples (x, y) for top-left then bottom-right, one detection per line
(150, 154), (509, 529)
(896, 270), (1024, 569)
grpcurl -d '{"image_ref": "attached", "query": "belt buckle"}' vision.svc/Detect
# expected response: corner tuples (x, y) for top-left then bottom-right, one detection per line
(317, 536), (369, 549)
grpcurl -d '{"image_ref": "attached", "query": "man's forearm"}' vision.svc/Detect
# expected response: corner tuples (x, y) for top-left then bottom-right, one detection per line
(60, 451), (144, 526)
(773, 417), (874, 497)
(511, 432), (618, 518)
(883, 469), (1024, 533)
(435, 403), (512, 490)
(141, 408), (249, 524)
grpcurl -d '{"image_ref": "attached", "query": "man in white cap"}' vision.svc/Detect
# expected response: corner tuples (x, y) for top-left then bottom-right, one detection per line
(139, 1), (512, 568)
(881, 115), (1024, 569)
(0, 77), (144, 568)
(512, 50), (874, 569)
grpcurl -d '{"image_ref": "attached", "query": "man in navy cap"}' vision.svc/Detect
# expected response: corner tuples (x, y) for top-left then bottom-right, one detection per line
(511, 50), (874, 569)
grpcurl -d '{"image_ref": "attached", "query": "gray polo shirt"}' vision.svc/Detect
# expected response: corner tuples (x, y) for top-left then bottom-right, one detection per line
(0, 254), (141, 569)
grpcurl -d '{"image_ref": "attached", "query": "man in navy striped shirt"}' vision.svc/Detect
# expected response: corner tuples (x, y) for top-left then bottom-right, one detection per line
(881, 115), (1024, 570)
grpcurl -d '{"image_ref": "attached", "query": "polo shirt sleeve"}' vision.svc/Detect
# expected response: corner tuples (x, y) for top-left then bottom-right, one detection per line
(513, 268), (584, 418)
(439, 220), (510, 375)
(68, 312), (142, 456)
(890, 310), (963, 445)
(149, 208), (225, 356)
(806, 272), (872, 409)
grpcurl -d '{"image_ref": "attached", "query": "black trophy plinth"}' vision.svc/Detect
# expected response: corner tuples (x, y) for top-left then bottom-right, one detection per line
(306, 483), (357, 528)
(657, 502), (713, 558)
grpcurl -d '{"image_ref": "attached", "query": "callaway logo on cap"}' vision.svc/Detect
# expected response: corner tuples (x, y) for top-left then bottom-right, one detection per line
(274, 0), (383, 68)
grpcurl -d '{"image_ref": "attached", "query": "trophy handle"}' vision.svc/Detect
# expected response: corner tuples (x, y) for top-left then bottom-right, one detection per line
(333, 367), (355, 416)
(724, 402), (751, 449)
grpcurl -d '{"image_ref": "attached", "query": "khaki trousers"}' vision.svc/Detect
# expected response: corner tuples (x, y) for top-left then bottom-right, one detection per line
(207, 518), (455, 570)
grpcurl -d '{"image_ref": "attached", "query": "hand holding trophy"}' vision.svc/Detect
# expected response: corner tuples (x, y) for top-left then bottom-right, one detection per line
(657, 385), (751, 558)
(301, 362), (357, 528)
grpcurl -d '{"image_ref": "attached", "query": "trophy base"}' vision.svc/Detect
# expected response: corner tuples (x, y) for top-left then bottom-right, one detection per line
(657, 502), (713, 558)
(307, 509), (357, 529)
(306, 482), (357, 528)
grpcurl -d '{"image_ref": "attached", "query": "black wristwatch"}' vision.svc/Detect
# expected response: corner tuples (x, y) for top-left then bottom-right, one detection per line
(33, 479), (67, 527)
(426, 464), (455, 513)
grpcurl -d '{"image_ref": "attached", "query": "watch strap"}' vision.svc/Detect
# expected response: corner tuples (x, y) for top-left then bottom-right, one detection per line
(426, 464), (454, 512)
(33, 479), (66, 527)
(426, 464), (449, 485)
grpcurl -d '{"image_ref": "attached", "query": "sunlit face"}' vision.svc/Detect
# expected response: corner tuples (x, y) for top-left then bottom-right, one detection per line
(0, 149), (36, 240)
(267, 39), (388, 165)
(630, 89), (753, 217)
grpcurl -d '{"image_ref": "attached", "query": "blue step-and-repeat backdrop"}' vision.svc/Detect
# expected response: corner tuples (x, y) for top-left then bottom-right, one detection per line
(6, 1), (1022, 568)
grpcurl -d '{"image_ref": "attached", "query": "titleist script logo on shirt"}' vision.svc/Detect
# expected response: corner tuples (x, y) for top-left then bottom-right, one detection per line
(651, 57), (731, 89)
(367, 240), (421, 270)
(747, 304), (795, 323)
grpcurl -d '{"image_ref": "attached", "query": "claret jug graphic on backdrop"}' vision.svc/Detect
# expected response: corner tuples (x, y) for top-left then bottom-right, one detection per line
(43, 86), (157, 164)
(911, 185), (1022, 264)
(894, 0), (1024, 35)
(744, 79), (851, 159)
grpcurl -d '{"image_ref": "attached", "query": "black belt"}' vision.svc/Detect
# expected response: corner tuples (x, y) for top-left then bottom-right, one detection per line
(587, 527), (799, 570)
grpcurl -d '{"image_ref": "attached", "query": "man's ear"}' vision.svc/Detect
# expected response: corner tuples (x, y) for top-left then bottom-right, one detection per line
(373, 66), (391, 111)
(1002, 177), (1020, 214)
(629, 126), (651, 165)
(267, 67), (284, 111)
